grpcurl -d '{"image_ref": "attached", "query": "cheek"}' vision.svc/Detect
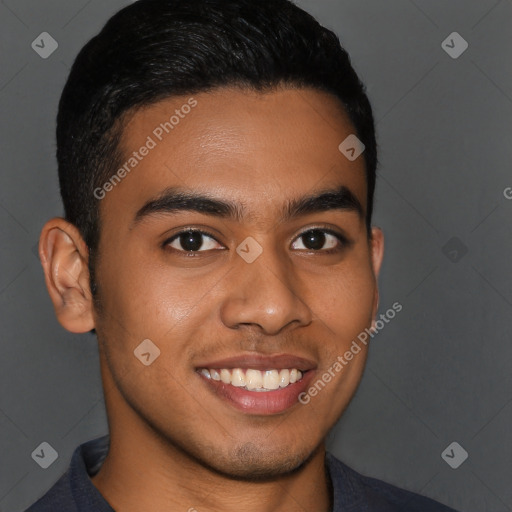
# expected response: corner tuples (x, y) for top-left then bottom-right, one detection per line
(96, 246), (218, 351)
(312, 261), (376, 341)
(300, 262), (375, 423)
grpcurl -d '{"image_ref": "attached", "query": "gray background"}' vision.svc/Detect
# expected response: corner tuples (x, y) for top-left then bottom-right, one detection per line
(1, 0), (511, 511)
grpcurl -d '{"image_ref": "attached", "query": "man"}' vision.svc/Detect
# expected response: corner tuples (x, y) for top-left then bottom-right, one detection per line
(28, 0), (459, 510)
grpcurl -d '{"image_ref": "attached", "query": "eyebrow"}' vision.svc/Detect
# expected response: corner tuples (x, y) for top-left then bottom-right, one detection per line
(131, 184), (364, 228)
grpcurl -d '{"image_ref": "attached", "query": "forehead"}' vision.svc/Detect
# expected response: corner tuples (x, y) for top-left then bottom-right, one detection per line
(100, 86), (367, 227)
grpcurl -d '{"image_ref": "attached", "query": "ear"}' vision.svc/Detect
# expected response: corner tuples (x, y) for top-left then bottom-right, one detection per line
(39, 218), (95, 333)
(369, 226), (384, 328)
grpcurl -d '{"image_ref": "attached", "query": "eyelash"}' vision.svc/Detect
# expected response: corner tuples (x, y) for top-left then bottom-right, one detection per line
(162, 226), (351, 256)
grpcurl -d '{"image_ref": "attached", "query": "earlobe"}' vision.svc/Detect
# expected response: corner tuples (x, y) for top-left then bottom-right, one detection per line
(370, 226), (384, 279)
(369, 226), (385, 327)
(39, 218), (95, 333)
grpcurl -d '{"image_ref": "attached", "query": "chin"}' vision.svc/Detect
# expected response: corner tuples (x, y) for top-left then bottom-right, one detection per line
(194, 440), (318, 482)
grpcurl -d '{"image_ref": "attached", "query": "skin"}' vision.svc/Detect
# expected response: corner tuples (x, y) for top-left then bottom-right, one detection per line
(39, 86), (384, 512)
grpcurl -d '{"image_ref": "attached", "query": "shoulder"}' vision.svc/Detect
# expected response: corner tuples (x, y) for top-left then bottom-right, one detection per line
(326, 452), (460, 512)
(24, 468), (77, 512)
(25, 435), (111, 512)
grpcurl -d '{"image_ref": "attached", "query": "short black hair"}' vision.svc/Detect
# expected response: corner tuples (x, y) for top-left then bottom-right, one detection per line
(56, 0), (377, 298)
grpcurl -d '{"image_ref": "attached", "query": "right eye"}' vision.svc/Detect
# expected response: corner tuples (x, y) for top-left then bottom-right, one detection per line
(164, 229), (224, 254)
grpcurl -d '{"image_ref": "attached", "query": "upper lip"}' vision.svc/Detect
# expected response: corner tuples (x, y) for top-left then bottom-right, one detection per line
(195, 353), (317, 372)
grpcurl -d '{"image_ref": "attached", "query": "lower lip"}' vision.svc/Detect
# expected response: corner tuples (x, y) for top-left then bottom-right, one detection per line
(198, 371), (316, 415)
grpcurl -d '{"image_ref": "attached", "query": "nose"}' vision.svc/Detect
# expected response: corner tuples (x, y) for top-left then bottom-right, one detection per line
(219, 243), (313, 336)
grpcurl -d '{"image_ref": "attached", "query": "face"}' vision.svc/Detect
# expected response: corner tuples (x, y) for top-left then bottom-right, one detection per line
(51, 86), (383, 480)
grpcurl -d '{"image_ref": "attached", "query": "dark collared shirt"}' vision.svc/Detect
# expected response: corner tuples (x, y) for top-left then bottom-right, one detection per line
(26, 435), (459, 511)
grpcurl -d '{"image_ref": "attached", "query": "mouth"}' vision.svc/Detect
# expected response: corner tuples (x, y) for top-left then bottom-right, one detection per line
(195, 354), (316, 415)
(198, 367), (304, 391)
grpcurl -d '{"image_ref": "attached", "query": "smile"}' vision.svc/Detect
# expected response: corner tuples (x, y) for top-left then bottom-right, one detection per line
(195, 353), (316, 414)
(198, 368), (303, 391)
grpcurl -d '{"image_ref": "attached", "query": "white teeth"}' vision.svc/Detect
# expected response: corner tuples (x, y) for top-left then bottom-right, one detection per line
(246, 369), (263, 390)
(231, 368), (246, 387)
(263, 370), (280, 390)
(220, 369), (231, 384)
(199, 368), (304, 391)
(279, 369), (290, 387)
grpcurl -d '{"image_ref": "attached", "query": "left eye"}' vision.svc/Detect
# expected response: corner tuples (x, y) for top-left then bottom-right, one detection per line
(291, 229), (344, 252)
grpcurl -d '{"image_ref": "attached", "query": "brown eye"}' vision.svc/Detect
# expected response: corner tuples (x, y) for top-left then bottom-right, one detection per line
(291, 228), (347, 253)
(165, 230), (222, 253)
